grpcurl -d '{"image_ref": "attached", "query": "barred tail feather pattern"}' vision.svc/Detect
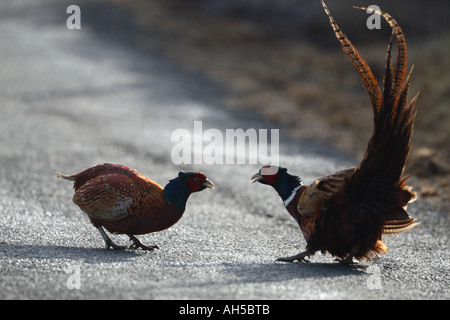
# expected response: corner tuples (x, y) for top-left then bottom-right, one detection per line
(321, 1), (381, 120)
(354, 6), (408, 100)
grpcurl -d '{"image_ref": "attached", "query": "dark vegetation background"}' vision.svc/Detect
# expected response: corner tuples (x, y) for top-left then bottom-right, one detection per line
(105, 0), (449, 211)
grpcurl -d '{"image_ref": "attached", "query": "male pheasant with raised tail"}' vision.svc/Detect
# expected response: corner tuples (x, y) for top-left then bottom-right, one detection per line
(251, 1), (420, 264)
(57, 163), (214, 250)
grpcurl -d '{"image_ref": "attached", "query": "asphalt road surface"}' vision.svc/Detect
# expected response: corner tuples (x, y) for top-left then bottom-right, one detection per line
(0, 0), (448, 300)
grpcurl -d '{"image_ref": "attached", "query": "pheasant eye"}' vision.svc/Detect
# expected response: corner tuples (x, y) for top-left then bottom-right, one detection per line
(194, 177), (199, 182)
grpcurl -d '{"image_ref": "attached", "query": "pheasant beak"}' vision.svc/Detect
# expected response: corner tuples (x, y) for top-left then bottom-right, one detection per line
(250, 173), (263, 183)
(203, 178), (215, 189)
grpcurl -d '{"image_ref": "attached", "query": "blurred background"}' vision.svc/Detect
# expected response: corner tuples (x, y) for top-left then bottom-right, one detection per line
(1, 0), (447, 299)
(102, 0), (449, 210)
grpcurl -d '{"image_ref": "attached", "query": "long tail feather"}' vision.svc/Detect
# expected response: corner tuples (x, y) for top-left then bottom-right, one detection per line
(56, 172), (76, 181)
(321, 0), (381, 120)
(354, 6), (408, 100)
(383, 33), (395, 108)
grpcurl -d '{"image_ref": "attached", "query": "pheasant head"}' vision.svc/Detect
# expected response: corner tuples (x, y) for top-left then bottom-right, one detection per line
(164, 171), (215, 210)
(251, 166), (303, 206)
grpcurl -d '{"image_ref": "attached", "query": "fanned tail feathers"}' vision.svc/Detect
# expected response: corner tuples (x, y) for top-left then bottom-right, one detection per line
(321, 1), (420, 235)
(350, 5), (419, 184)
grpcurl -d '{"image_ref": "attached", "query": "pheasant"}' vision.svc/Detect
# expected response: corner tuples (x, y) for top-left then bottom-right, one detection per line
(251, 1), (420, 264)
(57, 163), (214, 250)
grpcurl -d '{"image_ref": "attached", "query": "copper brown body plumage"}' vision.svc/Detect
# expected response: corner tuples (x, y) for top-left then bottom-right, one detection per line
(251, 1), (420, 264)
(58, 163), (214, 250)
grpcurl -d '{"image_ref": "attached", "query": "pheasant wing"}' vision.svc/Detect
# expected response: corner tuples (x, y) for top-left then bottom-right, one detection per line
(297, 168), (354, 216)
(73, 173), (137, 221)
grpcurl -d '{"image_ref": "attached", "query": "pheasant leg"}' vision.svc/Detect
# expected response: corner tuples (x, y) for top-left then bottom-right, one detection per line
(97, 226), (126, 250)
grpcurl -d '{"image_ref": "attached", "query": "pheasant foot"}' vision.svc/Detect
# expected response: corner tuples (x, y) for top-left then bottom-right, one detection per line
(335, 255), (355, 265)
(277, 251), (310, 263)
(128, 235), (159, 251)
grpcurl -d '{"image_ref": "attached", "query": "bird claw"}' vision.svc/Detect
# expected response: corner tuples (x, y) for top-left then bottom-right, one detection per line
(128, 235), (159, 251)
(276, 251), (310, 263)
(335, 256), (355, 265)
(105, 240), (127, 251)
(129, 243), (159, 251)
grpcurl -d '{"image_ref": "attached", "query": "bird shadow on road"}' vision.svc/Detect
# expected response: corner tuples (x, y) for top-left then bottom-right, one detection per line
(222, 261), (367, 283)
(0, 242), (143, 264)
